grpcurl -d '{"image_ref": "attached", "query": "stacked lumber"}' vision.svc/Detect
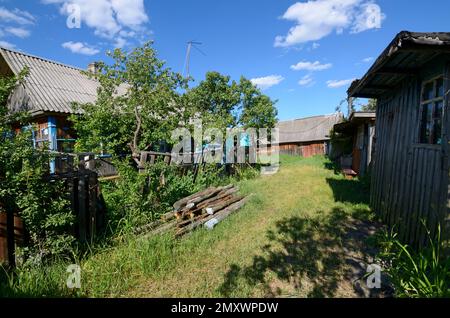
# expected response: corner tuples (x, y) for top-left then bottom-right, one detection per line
(137, 184), (249, 238)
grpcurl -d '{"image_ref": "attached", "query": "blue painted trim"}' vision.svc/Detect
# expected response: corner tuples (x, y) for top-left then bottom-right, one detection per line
(48, 116), (57, 173)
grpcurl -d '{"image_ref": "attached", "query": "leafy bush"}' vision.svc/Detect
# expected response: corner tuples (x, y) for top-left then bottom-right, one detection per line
(1, 70), (75, 262)
(376, 225), (450, 298)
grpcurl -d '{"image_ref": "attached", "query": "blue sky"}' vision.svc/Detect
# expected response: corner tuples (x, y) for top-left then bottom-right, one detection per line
(1, 0), (450, 121)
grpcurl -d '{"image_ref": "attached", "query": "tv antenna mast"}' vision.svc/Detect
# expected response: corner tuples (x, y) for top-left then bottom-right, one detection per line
(184, 40), (206, 78)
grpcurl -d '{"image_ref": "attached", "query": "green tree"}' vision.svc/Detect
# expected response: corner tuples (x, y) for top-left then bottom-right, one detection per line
(71, 42), (189, 157)
(238, 77), (278, 129)
(185, 72), (278, 131)
(184, 71), (241, 131)
(361, 99), (377, 112)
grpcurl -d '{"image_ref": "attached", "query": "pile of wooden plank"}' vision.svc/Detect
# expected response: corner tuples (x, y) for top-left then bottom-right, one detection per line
(137, 185), (249, 238)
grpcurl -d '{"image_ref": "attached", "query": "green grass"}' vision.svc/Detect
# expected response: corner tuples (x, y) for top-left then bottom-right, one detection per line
(1, 155), (377, 298)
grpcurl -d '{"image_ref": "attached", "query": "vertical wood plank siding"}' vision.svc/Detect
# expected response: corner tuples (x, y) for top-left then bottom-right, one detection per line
(278, 142), (326, 157)
(371, 77), (446, 246)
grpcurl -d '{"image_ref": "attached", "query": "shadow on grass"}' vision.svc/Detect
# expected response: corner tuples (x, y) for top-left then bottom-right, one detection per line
(323, 160), (342, 175)
(218, 207), (386, 298)
(326, 178), (370, 205)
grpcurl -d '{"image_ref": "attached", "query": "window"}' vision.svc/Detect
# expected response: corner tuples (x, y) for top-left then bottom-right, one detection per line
(419, 77), (444, 145)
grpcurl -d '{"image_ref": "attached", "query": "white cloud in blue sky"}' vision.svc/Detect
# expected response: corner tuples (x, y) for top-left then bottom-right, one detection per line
(298, 75), (315, 87)
(275, 0), (385, 47)
(251, 75), (285, 90)
(326, 78), (356, 88)
(0, 7), (36, 50)
(291, 61), (332, 72)
(42, 0), (150, 50)
(62, 41), (100, 56)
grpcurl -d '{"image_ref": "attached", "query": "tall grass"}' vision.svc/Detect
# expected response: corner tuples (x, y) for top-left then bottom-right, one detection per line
(376, 224), (450, 298)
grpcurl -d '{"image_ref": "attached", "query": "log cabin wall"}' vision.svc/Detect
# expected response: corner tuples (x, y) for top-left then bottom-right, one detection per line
(371, 58), (449, 247)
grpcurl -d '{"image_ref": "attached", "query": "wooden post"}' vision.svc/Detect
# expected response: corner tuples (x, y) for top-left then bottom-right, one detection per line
(78, 171), (87, 243)
(88, 173), (98, 244)
(6, 202), (15, 268)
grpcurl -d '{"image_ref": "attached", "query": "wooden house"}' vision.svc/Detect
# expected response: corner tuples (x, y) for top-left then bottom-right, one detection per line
(333, 111), (376, 176)
(348, 31), (450, 245)
(277, 113), (343, 157)
(0, 47), (105, 162)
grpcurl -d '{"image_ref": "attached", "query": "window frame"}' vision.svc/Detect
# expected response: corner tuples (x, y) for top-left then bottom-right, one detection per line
(418, 76), (445, 145)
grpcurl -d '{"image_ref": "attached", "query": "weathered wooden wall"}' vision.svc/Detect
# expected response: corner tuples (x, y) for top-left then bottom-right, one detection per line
(371, 75), (449, 247)
(277, 142), (326, 158)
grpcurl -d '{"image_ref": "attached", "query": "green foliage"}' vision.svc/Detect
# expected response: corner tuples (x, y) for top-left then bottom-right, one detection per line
(0, 69), (74, 261)
(329, 128), (353, 155)
(70, 42), (189, 156)
(376, 225), (450, 298)
(361, 99), (377, 112)
(185, 72), (278, 132)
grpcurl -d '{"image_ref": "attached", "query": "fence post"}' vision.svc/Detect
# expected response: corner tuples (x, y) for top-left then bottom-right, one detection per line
(77, 163), (87, 243)
(6, 202), (15, 268)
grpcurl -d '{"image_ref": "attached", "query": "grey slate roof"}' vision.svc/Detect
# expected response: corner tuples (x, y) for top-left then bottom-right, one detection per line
(0, 46), (100, 115)
(277, 113), (343, 144)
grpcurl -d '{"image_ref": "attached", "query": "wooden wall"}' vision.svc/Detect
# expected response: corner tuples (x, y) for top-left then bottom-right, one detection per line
(278, 142), (326, 158)
(371, 71), (449, 247)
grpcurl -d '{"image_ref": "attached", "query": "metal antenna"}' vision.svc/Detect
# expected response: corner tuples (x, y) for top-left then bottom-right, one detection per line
(184, 41), (203, 78)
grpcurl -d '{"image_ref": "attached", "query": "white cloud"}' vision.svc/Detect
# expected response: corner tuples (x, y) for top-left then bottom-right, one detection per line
(43, 0), (150, 44)
(362, 56), (374, 63)
(326, 78), (355, 88)
(0, 7), (35, 25)
(291, 60), (332, 71)
(312, 42), (320, 49)
(250, 75), (284, 90)
(5, 27), (30, 38)
(62, 41), (100, 55)
(298, 75), (315, 87)
(0, 40), (16, 50)
(274, 0), (384, 47)
(114, 37), (127, 48)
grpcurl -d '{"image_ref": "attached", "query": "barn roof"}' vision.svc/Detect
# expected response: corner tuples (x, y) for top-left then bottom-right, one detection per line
(334, 111), (376, 134)
(277, 113), (343, 144)
(0, 46), (101, 116)
(348, 31), (450, 98)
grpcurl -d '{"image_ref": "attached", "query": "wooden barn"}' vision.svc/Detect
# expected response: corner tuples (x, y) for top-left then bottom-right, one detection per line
(277, 113), (343, 157)
(333, 111), (376, 177)
(348, 31), (450, 246)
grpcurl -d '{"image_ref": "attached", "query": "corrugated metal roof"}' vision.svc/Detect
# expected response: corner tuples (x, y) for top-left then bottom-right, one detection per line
(0, 46), (100, 115)
(277, 113), (343, 144)
(348, 31), (450, 98)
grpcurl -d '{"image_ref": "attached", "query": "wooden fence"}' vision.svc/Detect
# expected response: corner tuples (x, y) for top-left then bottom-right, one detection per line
(0, 158), (104, 267)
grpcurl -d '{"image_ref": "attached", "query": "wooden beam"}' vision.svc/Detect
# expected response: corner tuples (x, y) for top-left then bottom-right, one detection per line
(364, 85), (395, 90)
(376, 68), (418, 76)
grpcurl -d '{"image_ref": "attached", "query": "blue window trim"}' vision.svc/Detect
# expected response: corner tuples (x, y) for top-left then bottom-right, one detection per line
(48, 116), (57, 173)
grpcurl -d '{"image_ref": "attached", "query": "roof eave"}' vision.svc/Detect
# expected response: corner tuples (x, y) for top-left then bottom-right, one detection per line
(348, 31), (450, 98)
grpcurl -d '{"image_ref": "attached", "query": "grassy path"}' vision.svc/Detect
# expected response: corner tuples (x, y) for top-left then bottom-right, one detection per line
(1, 156), (384, 298)
(124, 156), (381, 297)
